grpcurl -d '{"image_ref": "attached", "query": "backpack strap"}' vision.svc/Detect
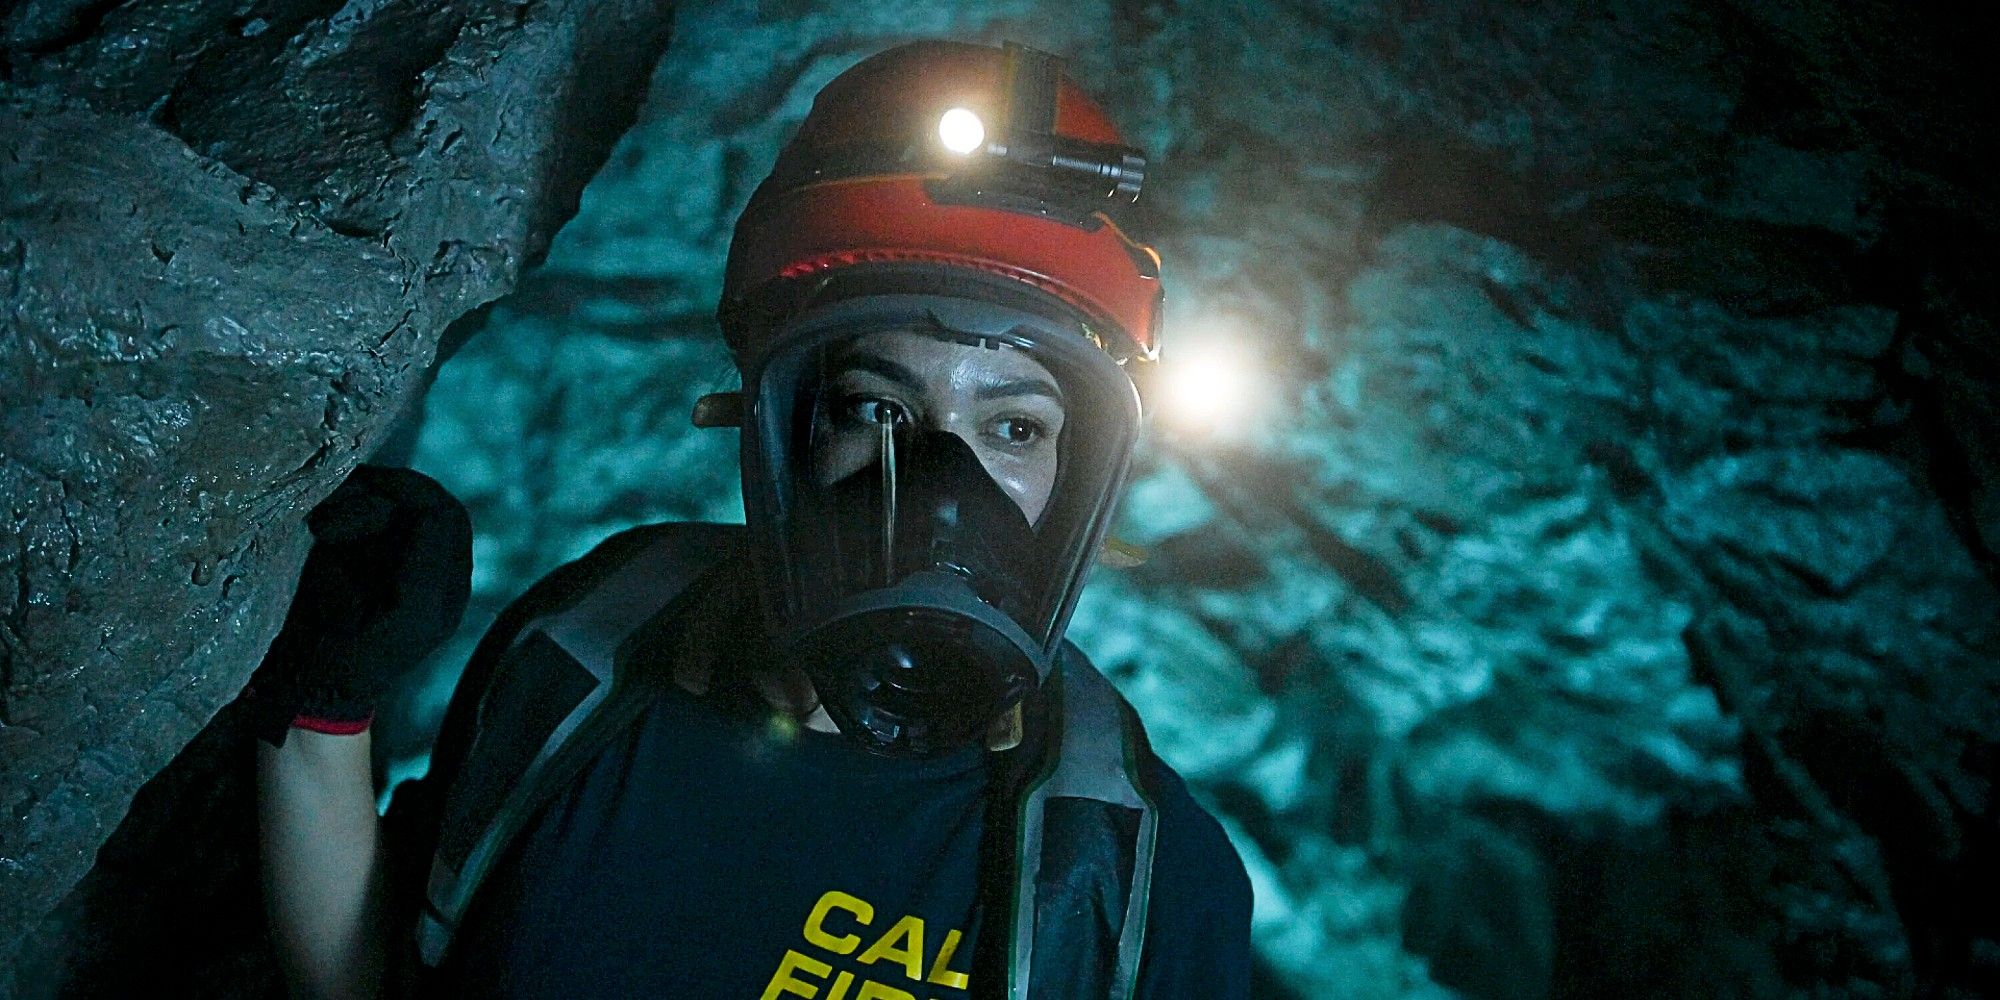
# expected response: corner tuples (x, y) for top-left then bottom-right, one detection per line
(413, 522), (743, 967)
(1004, 650), (1161, 1000)
(399, 519), (1156, 995)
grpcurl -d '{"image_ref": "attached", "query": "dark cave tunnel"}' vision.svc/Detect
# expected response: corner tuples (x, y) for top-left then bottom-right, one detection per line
(3, 1), (1999, 997)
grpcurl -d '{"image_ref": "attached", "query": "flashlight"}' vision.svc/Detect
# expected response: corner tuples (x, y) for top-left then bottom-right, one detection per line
(1158, 339), (1260, 438)
(939, 107), (986, 155)
(930, 108), (1147, 204)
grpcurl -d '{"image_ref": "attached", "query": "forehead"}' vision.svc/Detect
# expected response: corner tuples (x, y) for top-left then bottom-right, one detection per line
(831, 329), (1059, 387)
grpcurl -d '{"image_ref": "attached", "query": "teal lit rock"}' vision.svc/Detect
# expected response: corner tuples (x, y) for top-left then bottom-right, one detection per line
(386, 5), (2000, 996)
(11, 0), (1999, 996)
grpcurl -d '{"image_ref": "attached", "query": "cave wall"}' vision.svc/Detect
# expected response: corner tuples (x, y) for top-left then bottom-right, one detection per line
(6, 0), (1998, 997)
(0, 0), (676, 984)
(394, 2), (2000, 998)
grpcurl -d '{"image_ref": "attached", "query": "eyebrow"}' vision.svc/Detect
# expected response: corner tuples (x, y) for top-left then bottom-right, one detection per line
(832, 354), (921, 389)
(832, 353), (1065, 404)
(974, 378), (1064, 403)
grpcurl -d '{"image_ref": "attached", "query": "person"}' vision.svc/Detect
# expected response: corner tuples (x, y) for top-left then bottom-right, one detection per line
(251, 39), (1252, 999)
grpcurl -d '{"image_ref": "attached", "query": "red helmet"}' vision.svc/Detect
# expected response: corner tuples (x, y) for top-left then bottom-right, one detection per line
(719, 40), (1164, 369)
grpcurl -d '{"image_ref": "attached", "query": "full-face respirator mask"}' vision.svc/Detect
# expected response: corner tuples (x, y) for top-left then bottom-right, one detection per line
(737, 291), (1141, 756)
(714, 41), (1163, 757)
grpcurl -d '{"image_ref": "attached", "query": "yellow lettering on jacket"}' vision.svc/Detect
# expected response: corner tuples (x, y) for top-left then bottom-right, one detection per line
(825, 970), (856, 1000)
(767, 890), (973, 996)
(760, 949), (833, 1000)
(927, 928), (971, 989)
(854, 983), (916, 1000)
(804, 890), (874, 955)
(855, 915), (925, 980)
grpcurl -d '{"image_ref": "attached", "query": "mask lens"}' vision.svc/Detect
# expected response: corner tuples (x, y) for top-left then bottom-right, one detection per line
(807, 427), (1042, 619)
(798, 607), (1035, 755)
(742, 296), (1141, 755)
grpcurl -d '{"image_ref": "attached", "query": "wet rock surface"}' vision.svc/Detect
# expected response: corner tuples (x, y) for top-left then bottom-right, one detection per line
(0, 0), (674, 985)
(6, 705), (278, 999)
(10, 0), (2000, 997)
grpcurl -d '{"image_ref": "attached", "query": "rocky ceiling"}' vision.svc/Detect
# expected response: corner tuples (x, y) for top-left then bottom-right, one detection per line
(4, 0), (1998, 997)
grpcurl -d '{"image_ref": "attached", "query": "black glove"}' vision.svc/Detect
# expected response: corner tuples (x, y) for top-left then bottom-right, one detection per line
(246, 464), (473, 747)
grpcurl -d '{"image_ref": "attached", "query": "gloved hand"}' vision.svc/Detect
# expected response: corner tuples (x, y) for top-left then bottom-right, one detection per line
(246, 464), (473, 747)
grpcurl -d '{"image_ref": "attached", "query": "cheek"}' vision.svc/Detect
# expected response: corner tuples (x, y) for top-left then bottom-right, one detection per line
(970, 443), (1059, 524)
(819, 422), (1057, 523)
(812, 430), (875, 487)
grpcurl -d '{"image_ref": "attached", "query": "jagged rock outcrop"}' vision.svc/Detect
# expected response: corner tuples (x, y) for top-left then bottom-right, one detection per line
(0, 0), (675, 982)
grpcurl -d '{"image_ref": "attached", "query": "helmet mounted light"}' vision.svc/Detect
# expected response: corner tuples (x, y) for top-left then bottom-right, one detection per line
(721, 40), (1164, 366)
(938, 107), (986, 155)
(925, 43), (1148, 218)
(995, 42), (1146, 205)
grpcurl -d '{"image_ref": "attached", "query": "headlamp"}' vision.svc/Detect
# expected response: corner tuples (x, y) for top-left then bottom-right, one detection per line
(926, 44), (1148, 216)
(932, 106), (1145, 203)
(938, 107), (986, 155)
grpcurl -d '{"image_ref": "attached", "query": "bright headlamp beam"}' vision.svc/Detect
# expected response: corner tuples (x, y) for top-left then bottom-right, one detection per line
(1159, 344), (1258, 437)
(938, 107), (986, 155)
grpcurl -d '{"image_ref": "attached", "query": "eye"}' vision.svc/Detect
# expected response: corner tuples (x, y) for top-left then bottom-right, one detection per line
(992, 416), (1047, 446)
(845, 396), (910, 427)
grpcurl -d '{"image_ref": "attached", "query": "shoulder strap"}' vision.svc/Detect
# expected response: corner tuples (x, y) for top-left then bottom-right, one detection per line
(413, 521), (743, 967)
(1003, 649), (1161, 1000)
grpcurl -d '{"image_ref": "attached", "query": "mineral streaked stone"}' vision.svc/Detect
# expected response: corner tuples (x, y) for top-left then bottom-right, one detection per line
(0, 0), (675, 977)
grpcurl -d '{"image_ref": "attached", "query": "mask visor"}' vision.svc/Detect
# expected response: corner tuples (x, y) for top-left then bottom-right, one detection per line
(741, 291), (1140, 754)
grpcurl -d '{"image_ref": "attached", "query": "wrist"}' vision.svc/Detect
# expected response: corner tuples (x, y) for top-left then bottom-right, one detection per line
(244, 673), (377, 747)
(291, 711), (375, 736)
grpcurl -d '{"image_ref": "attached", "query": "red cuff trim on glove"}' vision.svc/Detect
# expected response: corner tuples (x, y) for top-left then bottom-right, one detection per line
(291, 712), (374, 736)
